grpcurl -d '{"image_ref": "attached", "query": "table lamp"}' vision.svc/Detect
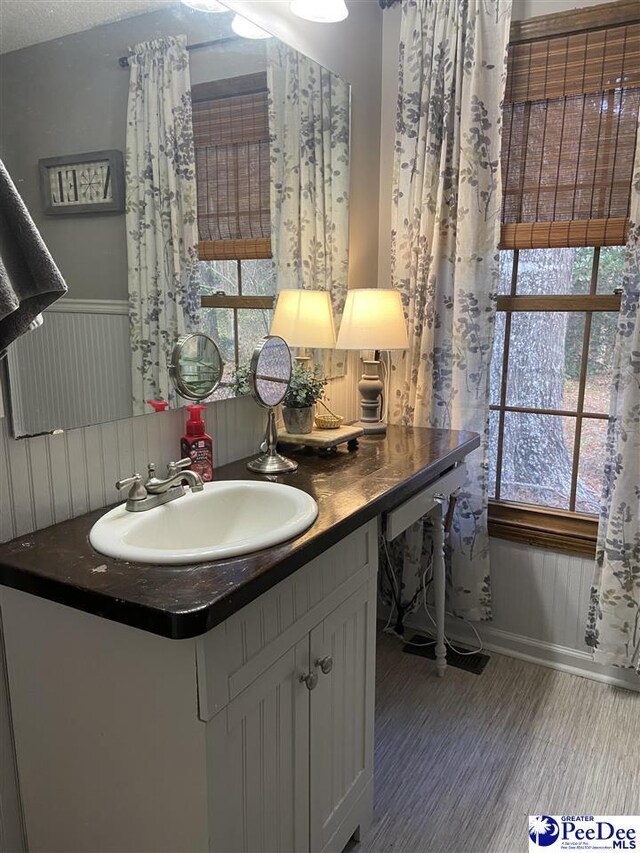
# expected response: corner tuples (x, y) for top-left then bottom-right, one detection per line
(335, 288), (409, 434)
(269, 289), (336, 366)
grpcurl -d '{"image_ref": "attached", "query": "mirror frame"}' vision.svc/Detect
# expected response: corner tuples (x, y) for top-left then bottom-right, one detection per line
(248, 335), (292, 409)
(169, 332), (224, 401)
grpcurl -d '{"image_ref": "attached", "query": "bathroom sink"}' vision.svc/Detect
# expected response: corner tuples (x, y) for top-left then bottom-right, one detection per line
(89, 480), (318, 565)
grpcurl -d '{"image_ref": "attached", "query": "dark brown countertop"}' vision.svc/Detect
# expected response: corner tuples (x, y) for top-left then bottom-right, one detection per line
(0, 425), (479, 639)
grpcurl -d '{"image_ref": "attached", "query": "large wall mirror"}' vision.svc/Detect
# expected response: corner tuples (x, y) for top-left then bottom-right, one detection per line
(0, 0), (350, 438)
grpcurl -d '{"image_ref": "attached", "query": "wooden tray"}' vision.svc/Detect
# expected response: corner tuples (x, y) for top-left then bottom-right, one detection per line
(277, 424), (364, 456)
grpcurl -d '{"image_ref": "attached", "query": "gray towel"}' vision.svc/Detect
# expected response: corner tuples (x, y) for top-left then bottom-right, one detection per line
(0, 159), (68, 352)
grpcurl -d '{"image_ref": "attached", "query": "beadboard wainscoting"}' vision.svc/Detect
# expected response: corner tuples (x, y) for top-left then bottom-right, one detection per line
(0, 363), (360, 546)
(6, 300), (132, 437)
(0, 395), (266, 545)
(399, 538), (639, 692)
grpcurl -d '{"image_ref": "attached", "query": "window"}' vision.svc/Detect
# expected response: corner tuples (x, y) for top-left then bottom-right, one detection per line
(488, 1), (640, 554)
(192, 73), (275, 388)
(199, 258), (274, 391)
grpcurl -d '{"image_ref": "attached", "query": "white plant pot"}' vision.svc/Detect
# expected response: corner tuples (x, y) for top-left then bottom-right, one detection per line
(282, 405), (314, 434)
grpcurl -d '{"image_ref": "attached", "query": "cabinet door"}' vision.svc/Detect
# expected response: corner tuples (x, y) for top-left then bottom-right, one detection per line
(206, 638), (310, 853)
(309, 579), (376, 852)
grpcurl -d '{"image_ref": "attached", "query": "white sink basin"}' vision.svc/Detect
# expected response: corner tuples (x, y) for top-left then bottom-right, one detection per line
(89, 480), (318, 565)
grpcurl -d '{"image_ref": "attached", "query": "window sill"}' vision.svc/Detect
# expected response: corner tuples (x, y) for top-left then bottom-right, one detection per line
(488, 500), (597, 557)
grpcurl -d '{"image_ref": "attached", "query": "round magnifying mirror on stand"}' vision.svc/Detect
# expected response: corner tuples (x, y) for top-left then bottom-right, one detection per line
(247, 335), (298, 475)
(169, 333), (224, 401)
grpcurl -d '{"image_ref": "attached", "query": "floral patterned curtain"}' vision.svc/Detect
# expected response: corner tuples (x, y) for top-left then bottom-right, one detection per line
(387, 0), (511, 621)
(126, 36), (200, 415)
(267, 42), (350, 375)
(586, 133), (640, 675)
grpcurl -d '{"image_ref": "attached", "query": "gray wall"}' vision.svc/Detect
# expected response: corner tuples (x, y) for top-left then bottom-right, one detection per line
(0, 7), (266, 301)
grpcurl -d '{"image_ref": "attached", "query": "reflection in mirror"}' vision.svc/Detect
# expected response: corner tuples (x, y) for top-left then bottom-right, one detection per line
(246, 335), (297, 475)
(268, 39), (350, 378)
(249, 334), (292, 409)
(0, 1), (350, 437)
(169, 332), (223, 401)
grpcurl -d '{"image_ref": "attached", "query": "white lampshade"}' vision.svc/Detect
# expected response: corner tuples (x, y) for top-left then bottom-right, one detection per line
(270, 290), (336, 349)
(290, 0), (349, 23)
(181, 0), (227, 12)
(336, 289), (409, 351)
(231, 14), (271, 39)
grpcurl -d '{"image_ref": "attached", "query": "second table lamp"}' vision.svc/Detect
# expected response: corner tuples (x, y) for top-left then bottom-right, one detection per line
(335, 288), (409, 434)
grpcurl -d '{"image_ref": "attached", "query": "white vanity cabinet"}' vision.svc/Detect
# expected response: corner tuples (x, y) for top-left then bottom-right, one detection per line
(200, 519), (377, 853)
(206, 581), (375, 853)
(0, 519), (378, 853)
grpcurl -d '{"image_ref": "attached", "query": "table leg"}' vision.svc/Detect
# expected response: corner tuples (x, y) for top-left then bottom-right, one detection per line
(432, 498), (447, 677)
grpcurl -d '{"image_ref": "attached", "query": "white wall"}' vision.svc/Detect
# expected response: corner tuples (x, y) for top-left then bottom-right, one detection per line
(511, 0), (608, 19)
(377, 3), (401, 291)
(399, 539), (639, 691)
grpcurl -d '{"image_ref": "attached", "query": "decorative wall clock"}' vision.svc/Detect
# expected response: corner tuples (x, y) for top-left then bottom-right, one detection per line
(39, 150), (125, 215)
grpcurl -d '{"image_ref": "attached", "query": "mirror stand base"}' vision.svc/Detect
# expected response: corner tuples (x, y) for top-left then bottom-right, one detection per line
(247, 453), (298, 475)
(248, 407), (298, 475)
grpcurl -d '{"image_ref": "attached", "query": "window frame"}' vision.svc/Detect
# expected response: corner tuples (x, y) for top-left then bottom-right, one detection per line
(488, 248), (621, 556)
(489, 0), (638, 555)
(193, 75), (276, 384)
(200, 259), (275, 383)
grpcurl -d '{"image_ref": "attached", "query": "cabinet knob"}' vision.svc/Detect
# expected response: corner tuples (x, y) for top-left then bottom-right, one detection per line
(300, 671), (318, 691)
(316, 655), (333, 675)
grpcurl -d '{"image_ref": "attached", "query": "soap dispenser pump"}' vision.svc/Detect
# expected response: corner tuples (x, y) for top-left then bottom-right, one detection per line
(181, 404), (213, 482)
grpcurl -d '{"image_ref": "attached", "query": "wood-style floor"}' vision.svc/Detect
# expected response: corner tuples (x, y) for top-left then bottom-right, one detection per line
(349, 631), (640, 853)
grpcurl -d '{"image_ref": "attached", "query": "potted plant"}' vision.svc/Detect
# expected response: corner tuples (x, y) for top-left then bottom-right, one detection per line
(282, 365), (327, 434)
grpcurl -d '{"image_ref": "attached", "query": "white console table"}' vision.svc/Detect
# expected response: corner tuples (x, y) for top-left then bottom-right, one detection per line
(384, 462), (467, 676)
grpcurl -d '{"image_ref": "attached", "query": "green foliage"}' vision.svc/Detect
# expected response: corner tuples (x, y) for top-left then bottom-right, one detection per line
(564, 247), (624, 379)
(231, 362), (327, 408)
(283, 365), (327, 409)
(231, 364), (250, 397)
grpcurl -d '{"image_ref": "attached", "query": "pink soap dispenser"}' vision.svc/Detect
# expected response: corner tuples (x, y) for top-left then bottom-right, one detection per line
(180, 404), (213, 482)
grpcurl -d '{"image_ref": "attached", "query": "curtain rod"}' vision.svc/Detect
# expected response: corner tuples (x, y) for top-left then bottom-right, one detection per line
(119, 35), (241, 67)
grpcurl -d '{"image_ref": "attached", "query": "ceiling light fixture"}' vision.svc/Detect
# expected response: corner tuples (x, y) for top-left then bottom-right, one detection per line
(181, 0), (228, 12)
(231, 14), (272, 39)
(290, 0), (349, 23)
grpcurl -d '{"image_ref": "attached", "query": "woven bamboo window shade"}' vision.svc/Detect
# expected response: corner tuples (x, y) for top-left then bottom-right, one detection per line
(192, 73), (271, 261)
(501, 16), (640, 249)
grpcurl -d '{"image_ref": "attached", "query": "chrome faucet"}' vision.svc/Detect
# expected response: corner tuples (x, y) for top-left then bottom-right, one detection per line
(116, 458), (204, 512)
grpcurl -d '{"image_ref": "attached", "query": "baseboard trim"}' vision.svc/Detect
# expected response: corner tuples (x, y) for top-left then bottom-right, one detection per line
(398, 613), (640, 693)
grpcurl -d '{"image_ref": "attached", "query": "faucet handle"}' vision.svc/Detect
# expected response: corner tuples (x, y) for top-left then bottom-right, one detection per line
(167, 458), (192, 476)
(116, 474), (148, 502)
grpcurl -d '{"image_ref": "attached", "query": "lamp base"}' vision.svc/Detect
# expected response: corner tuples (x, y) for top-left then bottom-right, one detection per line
(357, 359), (386, 435)
(352, 419), (387, 435)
